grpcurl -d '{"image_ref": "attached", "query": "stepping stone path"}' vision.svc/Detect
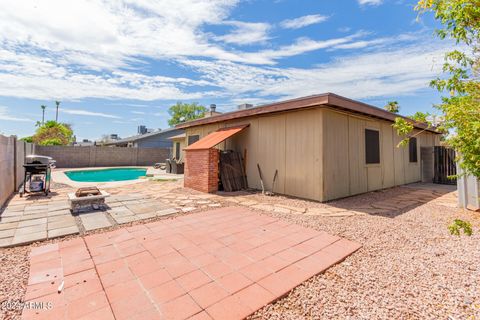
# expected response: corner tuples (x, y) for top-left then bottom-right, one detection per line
(222, 183), (458, 218)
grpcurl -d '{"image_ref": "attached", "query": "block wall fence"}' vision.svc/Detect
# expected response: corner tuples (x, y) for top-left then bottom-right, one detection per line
(35, 146), (171, 168)
(0, 135), (35, 207)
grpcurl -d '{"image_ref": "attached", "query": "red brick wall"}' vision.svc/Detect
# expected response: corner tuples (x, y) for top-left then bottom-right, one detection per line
(184, 148), (219, 193)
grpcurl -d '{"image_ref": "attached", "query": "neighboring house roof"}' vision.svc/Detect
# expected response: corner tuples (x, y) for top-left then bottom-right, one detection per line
(104, 127), (182, 145)
(176, 93), (439, 133)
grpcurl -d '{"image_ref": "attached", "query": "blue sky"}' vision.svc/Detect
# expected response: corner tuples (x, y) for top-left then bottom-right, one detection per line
(0, 0), (449, 141)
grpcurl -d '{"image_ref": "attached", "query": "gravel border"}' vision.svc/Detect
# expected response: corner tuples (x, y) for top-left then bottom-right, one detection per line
(1, 183), (478, 320)
(247, 195), (480, 319)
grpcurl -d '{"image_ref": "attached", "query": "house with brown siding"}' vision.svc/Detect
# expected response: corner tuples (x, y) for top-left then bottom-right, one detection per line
(176, 93), (441, 202)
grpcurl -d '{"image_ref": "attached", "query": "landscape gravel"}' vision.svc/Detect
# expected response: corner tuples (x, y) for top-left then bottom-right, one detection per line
(248, 189), (480, 320)
(1, 182), (479, 320)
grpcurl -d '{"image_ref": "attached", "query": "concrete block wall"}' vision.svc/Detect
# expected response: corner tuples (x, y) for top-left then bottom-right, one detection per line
(0, 135), (15, 207)
(35, 146), (170, 168)
(184, 148), (219, 193)
(0, 135), (34, 207)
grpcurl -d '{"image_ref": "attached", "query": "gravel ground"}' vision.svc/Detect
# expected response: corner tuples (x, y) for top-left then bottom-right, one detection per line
(248, 191), (480, 320)
(0, 246), (30, 320)
(1, 183), (479, 320)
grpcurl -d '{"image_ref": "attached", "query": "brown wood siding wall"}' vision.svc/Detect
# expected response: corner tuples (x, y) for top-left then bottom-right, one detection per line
(322, 108), (438, 201)
(184, 107), (439, 202)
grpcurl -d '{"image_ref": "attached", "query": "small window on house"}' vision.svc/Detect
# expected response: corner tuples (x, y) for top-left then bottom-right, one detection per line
(409, 137), (418, 162)
(175, 142), (180, 160)
(365, 129), (380, 164)
(187, 135), (200, 145)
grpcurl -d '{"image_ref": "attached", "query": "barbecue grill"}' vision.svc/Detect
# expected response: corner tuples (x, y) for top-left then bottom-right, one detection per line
(19, 155), (56, 197)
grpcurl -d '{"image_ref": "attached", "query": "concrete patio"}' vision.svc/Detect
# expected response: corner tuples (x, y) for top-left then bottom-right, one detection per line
(22, 207), (360, 320)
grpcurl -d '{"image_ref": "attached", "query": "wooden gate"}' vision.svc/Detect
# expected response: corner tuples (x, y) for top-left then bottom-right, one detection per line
(433, 146), (457, 185)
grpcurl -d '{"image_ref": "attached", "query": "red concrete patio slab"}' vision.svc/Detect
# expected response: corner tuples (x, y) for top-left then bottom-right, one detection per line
(22, 207), (361, 320)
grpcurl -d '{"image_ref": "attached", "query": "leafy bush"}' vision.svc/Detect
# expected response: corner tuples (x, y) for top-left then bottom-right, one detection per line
(448, 219), (473, 236)
(20, 136), (34, 143)
(32, 121), (73, 146)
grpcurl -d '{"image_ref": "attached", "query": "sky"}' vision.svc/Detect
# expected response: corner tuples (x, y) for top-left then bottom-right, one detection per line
(0, 0), (452, 141)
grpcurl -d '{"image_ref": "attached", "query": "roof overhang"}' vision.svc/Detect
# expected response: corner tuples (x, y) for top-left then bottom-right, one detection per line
(176, 93), (439, 134)
(185, 125), (249, 150)
(168, 133), (186, 140)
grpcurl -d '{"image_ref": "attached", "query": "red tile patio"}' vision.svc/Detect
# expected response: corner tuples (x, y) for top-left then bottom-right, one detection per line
(22, 207), (361, 320)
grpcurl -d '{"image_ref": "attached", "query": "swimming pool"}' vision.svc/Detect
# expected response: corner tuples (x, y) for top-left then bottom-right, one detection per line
(65, 168), (147, 182)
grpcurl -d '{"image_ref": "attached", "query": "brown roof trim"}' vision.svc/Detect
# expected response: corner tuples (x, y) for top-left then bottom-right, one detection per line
(175, 93), (328, 129)
(176, 93), (439, 134)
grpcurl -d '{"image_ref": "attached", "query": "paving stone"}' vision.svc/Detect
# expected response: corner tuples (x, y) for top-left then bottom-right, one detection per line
(47, 214), (74, 223)
(12, 230), (47, 245)
(1, 210), (24, 217)
(0, 221), (18, 231)
(182, 207), (197, 212)
(48, 225), (79, 238)
(3, 205), (25, 212)
(15, 223), (47, 236)
(48, 209), (71, 217)
(126, 204), (158, 214)
(48, 218), (77, 230)
(108, 207), (135, 218)
(0, 237), (12, 247)
(0, 216), (21, 223)
(79, 212), (112, 231)
(24, 205), (49, 213)
(18, 218), (48, 228)
(0, 228), (16, 239)
(136, 212), (157, 220)
(112, 215), (137, 224)
(21, 212), (48, 220)
(156, 208), (178, 217)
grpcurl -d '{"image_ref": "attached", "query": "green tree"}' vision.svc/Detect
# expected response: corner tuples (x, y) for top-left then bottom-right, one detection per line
(20, 136), (34, 143)
(32, 121), (74, 146)
(409, 111), (431, 123)
(168, 102), (207, 126)
(384, 101), (400, 113)
(394, 0), (480, 177)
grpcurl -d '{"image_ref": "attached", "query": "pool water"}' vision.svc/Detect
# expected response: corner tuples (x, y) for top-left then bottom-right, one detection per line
(65, 168), (147, 182)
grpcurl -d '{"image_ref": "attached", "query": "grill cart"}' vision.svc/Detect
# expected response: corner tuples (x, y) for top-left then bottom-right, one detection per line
(19, 155), (56, 197)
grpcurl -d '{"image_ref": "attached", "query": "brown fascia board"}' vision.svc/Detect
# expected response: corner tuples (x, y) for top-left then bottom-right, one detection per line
(175, 94), (329, 129)
(326, 93), (439, 133)
(176, 92), (439, 134)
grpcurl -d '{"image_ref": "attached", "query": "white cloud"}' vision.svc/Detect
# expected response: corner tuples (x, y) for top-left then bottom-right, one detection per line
(0, 106), (34, 122)
(182, 41), (449, 103)
(0, 0), (447, 108)
(131, 111), (146, 115)
(60, 108), (121, 119)
(358, 0), (383, 6)
(215, 21), (271, 45)
(280, 14), (329, 29)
